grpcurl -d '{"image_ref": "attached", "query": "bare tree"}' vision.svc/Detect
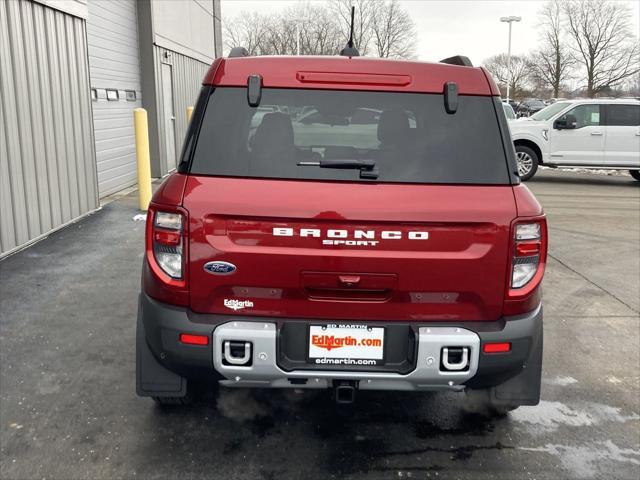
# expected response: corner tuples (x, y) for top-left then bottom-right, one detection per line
(564, 0), (640, 97)
(628, 71), (640, 97)
(294, 4), (343, 55)
(530, 0), (575, 97)
(224, 12), (269, 56)
(223, 1), (417, 59)
(329, 0), (380, 56)
(371, 0), (416, 59)
(263, 12), (298, 55)
(483, 54), (533, 99)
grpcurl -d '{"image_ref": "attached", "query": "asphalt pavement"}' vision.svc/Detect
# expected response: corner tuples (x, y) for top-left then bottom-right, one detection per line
(1, 169), (639, 480)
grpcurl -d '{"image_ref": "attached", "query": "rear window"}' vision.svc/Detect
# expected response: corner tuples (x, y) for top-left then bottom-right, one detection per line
(188, 87), (511, 184)
(606, 104), (640, 126)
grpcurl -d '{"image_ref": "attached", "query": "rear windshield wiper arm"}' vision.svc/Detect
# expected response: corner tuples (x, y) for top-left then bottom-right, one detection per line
(297, 159), (376, 170)
(297, 158), (378, 179)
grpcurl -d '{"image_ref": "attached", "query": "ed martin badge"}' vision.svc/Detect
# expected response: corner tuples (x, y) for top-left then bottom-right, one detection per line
(224, 299), (254, 311)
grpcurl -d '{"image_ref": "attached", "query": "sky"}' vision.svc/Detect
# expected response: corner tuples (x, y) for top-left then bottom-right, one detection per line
(220, 0), (640, 65)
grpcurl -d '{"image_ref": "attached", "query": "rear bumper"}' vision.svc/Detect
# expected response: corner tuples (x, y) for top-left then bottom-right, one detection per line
(138, 292), (542, 393)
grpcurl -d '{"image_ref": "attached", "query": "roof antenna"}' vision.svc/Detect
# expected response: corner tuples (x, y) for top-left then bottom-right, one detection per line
(340, 6), (360, 57)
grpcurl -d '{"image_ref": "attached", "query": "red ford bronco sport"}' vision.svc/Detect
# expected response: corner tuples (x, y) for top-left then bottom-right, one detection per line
(137, 47), (547, 415)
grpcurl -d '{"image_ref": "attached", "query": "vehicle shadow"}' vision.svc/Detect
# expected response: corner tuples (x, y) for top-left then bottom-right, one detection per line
(135, 387), (512, 479)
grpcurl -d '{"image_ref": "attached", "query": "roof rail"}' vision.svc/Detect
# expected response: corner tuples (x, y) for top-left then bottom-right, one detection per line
(439, 55), (473, 67)
(229, 47), (249, 58)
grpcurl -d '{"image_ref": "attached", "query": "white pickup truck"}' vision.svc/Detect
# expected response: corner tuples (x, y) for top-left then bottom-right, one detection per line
(509, 99), (640, 181)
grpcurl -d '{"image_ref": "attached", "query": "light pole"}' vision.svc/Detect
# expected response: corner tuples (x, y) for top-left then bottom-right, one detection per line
(500, 16), (521, 103)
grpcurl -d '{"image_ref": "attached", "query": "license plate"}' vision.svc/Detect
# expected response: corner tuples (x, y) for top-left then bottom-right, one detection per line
(308, 325), (384, 365)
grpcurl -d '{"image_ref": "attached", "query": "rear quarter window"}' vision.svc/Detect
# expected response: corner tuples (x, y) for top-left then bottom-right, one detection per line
(187, 87), (512, 185)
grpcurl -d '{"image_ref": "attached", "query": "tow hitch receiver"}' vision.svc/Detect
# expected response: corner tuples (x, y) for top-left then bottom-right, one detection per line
(334, 380), (358, 404)
(223, 340), (252, 366)
(441, 347), (470, 371)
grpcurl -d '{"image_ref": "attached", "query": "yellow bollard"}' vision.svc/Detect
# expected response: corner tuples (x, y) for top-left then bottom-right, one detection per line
(186, 106), (194, 122)
(133, 108), (152, 211)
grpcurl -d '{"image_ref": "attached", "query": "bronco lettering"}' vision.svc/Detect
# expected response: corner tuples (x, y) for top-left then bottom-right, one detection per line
(273, 227), (428, 241)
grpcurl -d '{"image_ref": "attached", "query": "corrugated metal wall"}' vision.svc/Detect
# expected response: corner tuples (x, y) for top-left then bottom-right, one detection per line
(87, 0), (141, 197)
(153, 46), (209, 174)
(0, 0), (98, 257)
(34, 0), (88, 18)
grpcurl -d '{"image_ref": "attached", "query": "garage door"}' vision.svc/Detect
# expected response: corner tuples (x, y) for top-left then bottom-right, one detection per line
(87, 0), (141, 197)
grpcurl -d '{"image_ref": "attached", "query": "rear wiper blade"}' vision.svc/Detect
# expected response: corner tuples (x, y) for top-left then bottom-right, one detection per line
(297, 159), (376, 170)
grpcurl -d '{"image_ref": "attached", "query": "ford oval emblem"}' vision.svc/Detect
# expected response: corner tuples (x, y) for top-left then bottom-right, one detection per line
(203, 261), (237, 275)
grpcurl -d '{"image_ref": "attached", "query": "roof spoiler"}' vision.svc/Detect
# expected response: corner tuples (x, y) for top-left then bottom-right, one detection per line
(439, 55), (473, 67)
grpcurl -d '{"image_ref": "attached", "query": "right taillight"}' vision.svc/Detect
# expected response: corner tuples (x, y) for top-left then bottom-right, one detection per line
(504, 218), (547, 315)
(511, 222), (541, 288)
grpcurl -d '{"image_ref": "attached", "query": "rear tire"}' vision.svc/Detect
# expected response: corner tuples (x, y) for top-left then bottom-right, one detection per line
(463, 389), (519, 417)
(515, 145), (539, 181)
(630, 170), (640, 181)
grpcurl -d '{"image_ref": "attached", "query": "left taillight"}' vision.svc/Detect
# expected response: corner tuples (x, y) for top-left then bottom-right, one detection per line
(151, 211), (184, 279)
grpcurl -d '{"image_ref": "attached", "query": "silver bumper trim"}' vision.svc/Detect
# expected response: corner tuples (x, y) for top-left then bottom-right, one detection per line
(212, 321), (480, 391)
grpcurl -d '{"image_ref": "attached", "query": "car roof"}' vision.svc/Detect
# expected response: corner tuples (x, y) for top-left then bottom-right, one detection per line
(203, 55), (499, 96)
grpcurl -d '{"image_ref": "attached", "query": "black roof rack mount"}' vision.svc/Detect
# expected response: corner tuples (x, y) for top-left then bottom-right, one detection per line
(439, 55), (473, 67)
(229, 47), (249, 58)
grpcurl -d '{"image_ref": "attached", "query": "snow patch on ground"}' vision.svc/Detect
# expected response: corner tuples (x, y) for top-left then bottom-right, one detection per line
(544, 376), (579, 386)
(511, 400), (639, 433)
(520, 440), (640, 479)
(540, 166), (631, 177)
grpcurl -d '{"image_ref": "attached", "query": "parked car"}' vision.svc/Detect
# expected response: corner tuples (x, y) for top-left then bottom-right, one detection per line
(509, 99), (640, 180)
(137, 51), (547, 416)
(503, 102), (516, 120)
(516, 99), (547, 117)
(506, 98), (519, 111)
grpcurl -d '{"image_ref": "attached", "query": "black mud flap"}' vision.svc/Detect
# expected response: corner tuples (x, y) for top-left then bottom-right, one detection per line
(136, 303), (187, 398)
(492, 320), (543, 406)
